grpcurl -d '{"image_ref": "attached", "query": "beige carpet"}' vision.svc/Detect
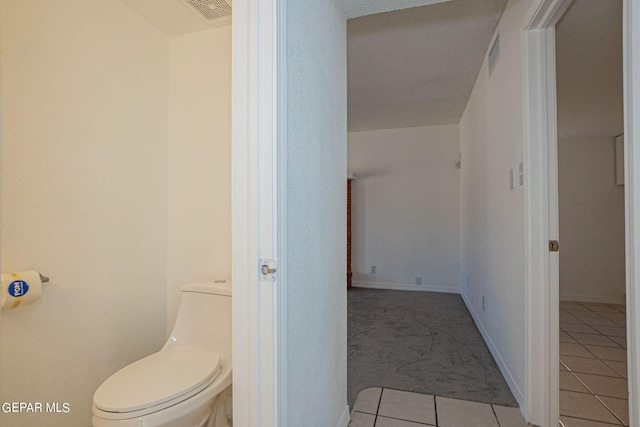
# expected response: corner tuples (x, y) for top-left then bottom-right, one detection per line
(348, 288), (518, 408)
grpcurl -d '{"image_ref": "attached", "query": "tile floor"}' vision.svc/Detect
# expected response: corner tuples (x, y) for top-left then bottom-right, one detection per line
(349, 300), (629, 427)
(559, 301), (628, 427)
(349, 387), (527, 427)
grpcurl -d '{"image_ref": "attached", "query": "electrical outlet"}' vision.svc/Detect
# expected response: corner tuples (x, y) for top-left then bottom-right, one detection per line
(370, 265), (377, 275)
(415, 277), (422, 286)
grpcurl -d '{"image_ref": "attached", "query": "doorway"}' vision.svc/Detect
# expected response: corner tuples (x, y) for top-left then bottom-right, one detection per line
(524, 0), (639, 426)
(555, 2), (628, 424)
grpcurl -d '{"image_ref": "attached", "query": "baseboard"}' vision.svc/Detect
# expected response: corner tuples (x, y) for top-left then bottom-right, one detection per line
(560, 293), (626, 305)
(352, 280), (459, 294)
(336, 404), (350, 427)
(460, 291), (525, 409)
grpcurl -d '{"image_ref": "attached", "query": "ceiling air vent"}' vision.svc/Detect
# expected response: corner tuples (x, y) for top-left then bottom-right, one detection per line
(181, 0), (232, 23)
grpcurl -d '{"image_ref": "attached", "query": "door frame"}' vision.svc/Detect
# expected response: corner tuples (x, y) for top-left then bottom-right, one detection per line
(523, 0), (640, 425)
(231, 0), (287, 425)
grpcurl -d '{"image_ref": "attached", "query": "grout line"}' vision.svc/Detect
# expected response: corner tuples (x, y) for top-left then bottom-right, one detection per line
(490, 404), (501, 427)
(593, 394), (628, 426)
(374, 388), (383, 426)
(433, 395), (438, 427)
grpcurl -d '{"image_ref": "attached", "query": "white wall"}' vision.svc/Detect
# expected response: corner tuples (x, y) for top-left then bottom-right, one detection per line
(459, 0), (534, 408)
(0, 1), (169, 425)
(558, 138), (626, 303)
(167, 26), (232, 329)
(285, 0), (349, 424)
(348, 125), (460, 293)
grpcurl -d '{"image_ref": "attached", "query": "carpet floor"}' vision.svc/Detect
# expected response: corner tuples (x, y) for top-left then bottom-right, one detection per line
(347, 288), (518, 409)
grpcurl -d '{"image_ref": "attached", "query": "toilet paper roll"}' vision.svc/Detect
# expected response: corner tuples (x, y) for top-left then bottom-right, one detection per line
(1, 271), (43, 310)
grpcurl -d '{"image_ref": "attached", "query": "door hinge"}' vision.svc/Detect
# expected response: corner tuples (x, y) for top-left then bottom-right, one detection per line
(260, 259), (277, 282)
(549, 240), (559, 252)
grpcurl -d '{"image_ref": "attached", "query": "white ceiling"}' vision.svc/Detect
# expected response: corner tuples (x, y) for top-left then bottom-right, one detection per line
(120, 0), (509, 133)
(347, 0), (508, 132)
(119, 0), (229, 36)
(339, 0), (450, 19)
(119, 0), (452, 36)
(555, 0), (623, 140)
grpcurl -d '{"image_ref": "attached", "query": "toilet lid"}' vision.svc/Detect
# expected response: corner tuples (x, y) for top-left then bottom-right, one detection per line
(93, 345), (221, 413)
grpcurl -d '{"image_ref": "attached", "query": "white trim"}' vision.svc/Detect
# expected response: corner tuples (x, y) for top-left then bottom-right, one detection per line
(559, 294), (627, 306)
(231, 0), (254, 423)
(460, 292), (525, 409)
(231, 0), (284, 425)
(275, 0), (288, 422)
(624, 1), (640, 424)
(522, 1), (573, 425)
(336, 405), (351, 427)
(352, 281), (459, 294)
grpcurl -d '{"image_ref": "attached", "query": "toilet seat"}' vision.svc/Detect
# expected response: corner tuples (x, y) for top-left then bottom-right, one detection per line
(93, 345), (221, 420)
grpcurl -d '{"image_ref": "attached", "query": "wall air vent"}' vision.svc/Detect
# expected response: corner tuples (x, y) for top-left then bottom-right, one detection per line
(488, 34), (500, 75)
(181, 0), (232, 23)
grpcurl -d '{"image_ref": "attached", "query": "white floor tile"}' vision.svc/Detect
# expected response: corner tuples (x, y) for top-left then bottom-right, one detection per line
(349, 411), (376, 427)
(492, 405), (527, 427)
(561, 342), (595, 358)
(378, 389), (436, 425)
(610, 337), (626, 348)
(561, 331), (577, 343)
(599, 396), (629, 426)
(352, 387), (382, 415)
(573, 374), (628, 399)
(560, 356), (621, 377)
(376, 416), (435, 427)
(560, 416), (622, 426)
(568, 333), (620, 348)
(559, 390), (620, 424)
(592, 325), (626, 338)
(435, 397), (498, 427)
(584, 346), (627, 362)
(602, 361), (628, 379)
(560, 371), (589, 392)
(561, 323), (599, 334)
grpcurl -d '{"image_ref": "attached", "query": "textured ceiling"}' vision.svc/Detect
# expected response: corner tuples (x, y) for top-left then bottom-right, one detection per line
(119, 0), (451, 35)
(120, 0), (509, 133)
(555, 0), (623, 140)
(347, 0), (508, 132)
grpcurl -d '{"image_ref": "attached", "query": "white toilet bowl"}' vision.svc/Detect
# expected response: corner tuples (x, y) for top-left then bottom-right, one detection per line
(92, 279), (232, 427)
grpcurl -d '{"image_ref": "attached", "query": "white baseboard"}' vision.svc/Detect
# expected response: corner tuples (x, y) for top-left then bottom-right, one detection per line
(460, 291), (525, 409)
(560, 293), (626, 305)
(352, 280), (459, 294)
(336, 404), (350, 427)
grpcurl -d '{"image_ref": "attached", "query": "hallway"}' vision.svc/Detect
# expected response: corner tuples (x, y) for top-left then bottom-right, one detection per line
(347, 288), (517, 408)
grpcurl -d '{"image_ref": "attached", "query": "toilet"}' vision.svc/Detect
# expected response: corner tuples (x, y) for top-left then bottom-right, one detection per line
(92, 279), (232, 427)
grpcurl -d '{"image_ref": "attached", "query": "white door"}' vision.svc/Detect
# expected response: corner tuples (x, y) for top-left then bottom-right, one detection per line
(231, 0), (284, 425)
(524, 1), (640, 426)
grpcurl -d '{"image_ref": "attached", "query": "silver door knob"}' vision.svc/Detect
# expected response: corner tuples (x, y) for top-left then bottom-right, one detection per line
(261, 265), (277, 275)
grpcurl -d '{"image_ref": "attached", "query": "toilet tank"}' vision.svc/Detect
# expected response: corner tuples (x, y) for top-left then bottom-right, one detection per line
(166, 279), (232, 360)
